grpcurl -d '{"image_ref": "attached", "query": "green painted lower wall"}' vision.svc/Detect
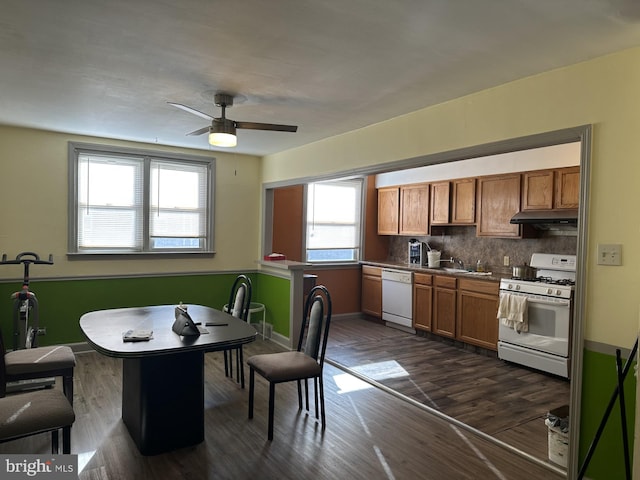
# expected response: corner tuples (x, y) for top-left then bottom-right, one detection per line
(0, 271), (291, 346)
(255, 273), (291, 338)
(579, 347), (637, 479)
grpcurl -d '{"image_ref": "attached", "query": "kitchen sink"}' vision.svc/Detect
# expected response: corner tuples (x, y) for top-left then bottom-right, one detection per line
(442, 268), (492, 276)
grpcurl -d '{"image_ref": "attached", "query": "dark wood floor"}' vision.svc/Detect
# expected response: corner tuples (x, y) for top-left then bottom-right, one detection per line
(0, 335), (565, 480)
(326, 316), (571, 467)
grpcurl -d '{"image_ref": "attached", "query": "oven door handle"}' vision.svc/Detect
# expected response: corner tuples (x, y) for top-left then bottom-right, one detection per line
(519, 296), (570, 307)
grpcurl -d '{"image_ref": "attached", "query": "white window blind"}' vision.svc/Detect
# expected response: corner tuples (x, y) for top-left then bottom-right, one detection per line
(306, 179), (363, 262)
(78, 154), (144, 251)
(70, 143), (214, 255)
(150, 160), (208, 250)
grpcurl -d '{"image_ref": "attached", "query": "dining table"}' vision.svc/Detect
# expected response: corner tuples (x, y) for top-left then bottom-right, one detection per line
(79, 304), (257, 455)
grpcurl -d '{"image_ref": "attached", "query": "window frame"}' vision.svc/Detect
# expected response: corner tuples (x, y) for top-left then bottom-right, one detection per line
(68, 142), (215, 257)
(303, 178), (364, 264)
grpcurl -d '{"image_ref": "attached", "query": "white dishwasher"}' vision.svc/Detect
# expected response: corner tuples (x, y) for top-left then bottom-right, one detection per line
(381, 269), (413, 330)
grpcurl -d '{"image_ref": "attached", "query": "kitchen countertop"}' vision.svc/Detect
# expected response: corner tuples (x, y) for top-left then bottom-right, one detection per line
(361, 260), (508, 282)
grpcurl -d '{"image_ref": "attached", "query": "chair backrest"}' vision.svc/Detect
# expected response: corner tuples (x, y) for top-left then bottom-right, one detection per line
(226, 274), (252, 322)
(297, 285), (332, 367)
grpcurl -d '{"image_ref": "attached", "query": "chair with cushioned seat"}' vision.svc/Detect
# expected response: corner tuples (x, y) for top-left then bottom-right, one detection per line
(0, 331), (75, 454)
(222, 274), (252, 388)
(247, 285), (332, 440)
(5, 344), (76, 405)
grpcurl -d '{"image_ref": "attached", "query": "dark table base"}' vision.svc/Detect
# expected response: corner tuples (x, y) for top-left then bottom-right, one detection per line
(122, 351), (204, 455)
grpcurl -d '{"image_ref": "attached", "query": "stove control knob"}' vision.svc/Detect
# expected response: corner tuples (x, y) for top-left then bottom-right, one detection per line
(556, 289), (562, 296)
(546, 288), (553, 295)
(515, 285), (520, 291)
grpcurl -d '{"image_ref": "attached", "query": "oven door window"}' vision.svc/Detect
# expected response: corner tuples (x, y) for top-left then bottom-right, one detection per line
(498, 298), (570, 357)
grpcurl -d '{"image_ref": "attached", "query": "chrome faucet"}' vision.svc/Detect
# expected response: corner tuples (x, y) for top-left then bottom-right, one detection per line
(447, 257), (464, 269)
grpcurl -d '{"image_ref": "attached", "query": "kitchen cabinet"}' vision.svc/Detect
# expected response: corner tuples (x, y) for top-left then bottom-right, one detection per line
(555, 166), (580, 209)
(451, 178), (476, 224)
(433, 275), (456, 338)
(413, 273), (433, 332)
(361, 265), (382, 317)
(456, 278), (499, 350)
(522, 170), (554, 210)
(430, 178), (475, 226)
(476, 173), (521, 238)
(377, 187), (399, 234)
(430, 182), (450, 225)
(399, 184), (429, 235)
(522, 166), (580, 210)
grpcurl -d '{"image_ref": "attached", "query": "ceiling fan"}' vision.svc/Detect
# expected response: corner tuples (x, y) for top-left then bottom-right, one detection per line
(168, 93), (298, 147)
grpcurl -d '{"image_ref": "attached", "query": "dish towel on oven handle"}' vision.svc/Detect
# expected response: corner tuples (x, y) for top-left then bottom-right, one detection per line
(497, 292), (529, 333)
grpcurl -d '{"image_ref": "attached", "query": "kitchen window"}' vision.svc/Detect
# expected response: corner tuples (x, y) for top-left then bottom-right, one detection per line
(68, 142), (215, 255)
(305, 179), (363, 262)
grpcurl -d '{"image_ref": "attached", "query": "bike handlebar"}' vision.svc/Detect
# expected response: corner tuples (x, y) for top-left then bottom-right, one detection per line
(0, 252), (54, 265)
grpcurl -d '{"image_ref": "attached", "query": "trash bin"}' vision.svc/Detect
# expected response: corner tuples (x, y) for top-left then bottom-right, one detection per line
(545, 405), (569, 467)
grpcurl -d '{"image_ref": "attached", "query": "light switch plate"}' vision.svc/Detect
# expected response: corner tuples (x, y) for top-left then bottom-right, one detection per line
(597, 244), (622, 266)
(503, 256), (510, 266)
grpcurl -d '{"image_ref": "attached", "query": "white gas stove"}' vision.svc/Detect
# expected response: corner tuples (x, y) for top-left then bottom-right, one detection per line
(498, 253), (576, 378)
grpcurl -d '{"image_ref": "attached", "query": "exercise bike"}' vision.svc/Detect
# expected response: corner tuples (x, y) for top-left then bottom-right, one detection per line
(0, 252), (53, 350)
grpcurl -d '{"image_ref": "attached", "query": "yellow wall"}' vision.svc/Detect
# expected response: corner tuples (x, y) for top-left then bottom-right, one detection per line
(264, 46), (640, 348)
(0, 126), (262, 277)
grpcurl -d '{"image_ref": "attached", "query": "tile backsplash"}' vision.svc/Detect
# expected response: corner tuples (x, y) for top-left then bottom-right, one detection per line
(388, 226), (577, 275)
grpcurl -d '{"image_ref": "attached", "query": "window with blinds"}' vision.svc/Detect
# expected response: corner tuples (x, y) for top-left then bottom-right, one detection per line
(69, 143), (214, 254)
(305, 179), (363, 262)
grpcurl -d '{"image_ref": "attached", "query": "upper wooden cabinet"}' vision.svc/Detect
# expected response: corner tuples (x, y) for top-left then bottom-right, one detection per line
(451, 178), (476, 224)
(522, 170), (554, 210)
(522, 166), (580, 210)
(555, 166), (580, 209)
(430, 181), (450, 225)
(377, 187), (399, 235)
(399, 184), (429, 235)
(430, 178), (475, 225)
(476, 173), (521, 238)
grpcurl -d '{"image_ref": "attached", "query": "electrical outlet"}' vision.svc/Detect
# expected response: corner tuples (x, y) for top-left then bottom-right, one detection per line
(597, 244), (622, 266)
(503, 256), (510, 266)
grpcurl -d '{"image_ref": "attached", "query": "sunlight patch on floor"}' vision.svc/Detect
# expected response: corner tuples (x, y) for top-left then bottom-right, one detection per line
(77, 450), (97, 473)
(351, 360), (409, 381)
(333, 360), (409, 394)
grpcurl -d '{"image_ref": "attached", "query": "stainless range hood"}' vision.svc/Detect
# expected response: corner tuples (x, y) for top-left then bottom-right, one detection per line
(510, 209), (578, 231)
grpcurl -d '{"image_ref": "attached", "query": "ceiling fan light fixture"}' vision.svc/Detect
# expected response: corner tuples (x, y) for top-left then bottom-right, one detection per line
(209, 119), (237, 147)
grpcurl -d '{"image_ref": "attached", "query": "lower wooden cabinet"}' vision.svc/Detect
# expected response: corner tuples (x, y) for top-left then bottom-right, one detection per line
(433, 275), (456, 338)
(413, 273), (433, 332)
(456, 278), (499, 350)
(361, 265), (382, 317)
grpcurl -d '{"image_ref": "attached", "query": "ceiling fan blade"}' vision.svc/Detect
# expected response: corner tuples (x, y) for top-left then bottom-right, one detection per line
(186, 126), (210, 136)
(235, 121), (298, 133)
(167, 102), (214, 121)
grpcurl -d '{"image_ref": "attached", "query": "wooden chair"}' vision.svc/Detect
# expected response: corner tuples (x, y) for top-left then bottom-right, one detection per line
(223, 274), (252, 388)
(0, 330), (75, 453)
(248, 285), (332, 440)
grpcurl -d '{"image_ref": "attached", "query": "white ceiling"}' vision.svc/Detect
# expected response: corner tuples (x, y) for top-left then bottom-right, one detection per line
(3, 0), (640, 156)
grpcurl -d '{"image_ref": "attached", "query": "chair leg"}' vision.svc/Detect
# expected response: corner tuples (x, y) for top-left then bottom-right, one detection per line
(304, 378), (310, 411)
(238, 347), (245, 389)
(314, 377), (319, 419)
(235, 347), (241, 384)
(268, 382), (275, 441)
(296, 379), (302, 410)
(62, 425), (71, 454)
(224, 350), (230, 377)
(51, 429), (59, 454)
(63, 373), (74, 406)
(319, 376), (326, 430)
(248, 368), (254, 419)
